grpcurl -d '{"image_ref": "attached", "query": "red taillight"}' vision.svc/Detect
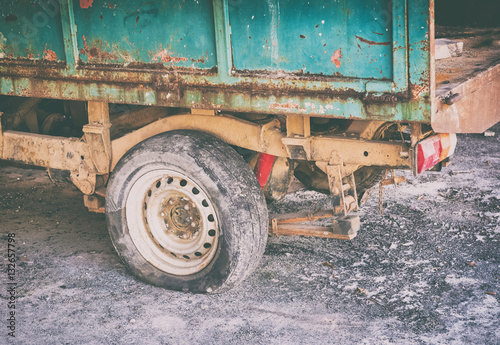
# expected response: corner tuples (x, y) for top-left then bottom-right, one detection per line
(415, 134), (457, 174)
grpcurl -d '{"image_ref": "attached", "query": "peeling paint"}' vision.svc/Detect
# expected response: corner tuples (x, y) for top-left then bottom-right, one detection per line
(80, 0), (94, 9)
(270, 102), (299, 110)
(152, 49), (188, 64)
(331, 49), (342, 69)
(81, 35), (119, 62)
(43, 48), (57, 61)
(0, 32), (6, 59)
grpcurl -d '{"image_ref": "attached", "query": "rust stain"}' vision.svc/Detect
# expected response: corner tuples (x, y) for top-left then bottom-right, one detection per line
(410, 83), (426, 100)
(191, 56), (206, 64)
(270, 102), (299, 110)
(43, 47), (57, 61)
(331, 49), (342, 69)
(25, 48), (33, 59)
(355, 36), (390, 46)
(152, 49), (188, 64)
(80, 0), (93, 9)
(80, 35), (118, 61)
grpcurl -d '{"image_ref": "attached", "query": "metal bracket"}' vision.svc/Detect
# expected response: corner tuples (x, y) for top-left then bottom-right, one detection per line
(260, 119), (281, 152)
(326, 164), (359, 217)
(83, 123), (111, 174)
(270, 211), (360, 240)
(70, 161), (97, 195)
(84, 101), (111, 175)
(281, 137), (312, 160)
(84, 193), (105, 214)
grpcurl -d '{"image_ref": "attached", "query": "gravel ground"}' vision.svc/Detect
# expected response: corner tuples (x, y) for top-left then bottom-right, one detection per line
(1, 124), (499, 344)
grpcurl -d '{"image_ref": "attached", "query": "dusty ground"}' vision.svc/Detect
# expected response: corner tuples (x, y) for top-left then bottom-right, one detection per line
(1, 124), (499, 344)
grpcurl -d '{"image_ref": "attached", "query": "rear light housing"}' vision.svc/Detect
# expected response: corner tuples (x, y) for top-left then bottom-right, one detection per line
(413, 134), (457, 175)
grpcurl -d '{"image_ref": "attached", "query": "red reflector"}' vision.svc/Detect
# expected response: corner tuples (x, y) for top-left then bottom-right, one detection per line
(255, 153), (276, 188)
(416, 134), (457, 174)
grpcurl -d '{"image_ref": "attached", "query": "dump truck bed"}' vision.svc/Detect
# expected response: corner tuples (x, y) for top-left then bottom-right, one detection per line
(0, 0), (433, 122)
(0, 1), (499, 133)
(433, 27), (500, 133)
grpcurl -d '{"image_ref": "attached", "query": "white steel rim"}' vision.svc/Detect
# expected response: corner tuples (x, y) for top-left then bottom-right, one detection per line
(125, 169), (220, 276)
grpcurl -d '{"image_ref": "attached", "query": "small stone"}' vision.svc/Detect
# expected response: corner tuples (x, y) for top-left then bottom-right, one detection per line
(356, 287), (367, 295)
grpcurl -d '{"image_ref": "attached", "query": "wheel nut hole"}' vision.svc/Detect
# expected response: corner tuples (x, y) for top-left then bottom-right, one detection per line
(183, 255), (190, 259)
(208, 214), (215, 222)
(194, 252), (202, 257)
(208, 229), (216, 237)
(192, 187), (199, 195)
(203, 243), (211, 249)
(202, 200), (209, 207)
(170, 252), (177, 257)
(180, 179), (187, 187)
(364, 151), (369, 157)
(167, 177), (173, 184)
(147, 190), (152, 197)
(144, 202), (147, 210)
(156, 181), (161, 188)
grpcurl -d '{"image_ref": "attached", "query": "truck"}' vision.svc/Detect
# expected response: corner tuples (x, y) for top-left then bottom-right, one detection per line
(0, 0), (499, 293)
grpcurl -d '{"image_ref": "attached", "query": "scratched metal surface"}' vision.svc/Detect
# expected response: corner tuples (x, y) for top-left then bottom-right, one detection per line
(230, 0), (393, 79)
(0, 1), (66, 61)
(74, 0), (217, 68)
(0, 0), (433, 123)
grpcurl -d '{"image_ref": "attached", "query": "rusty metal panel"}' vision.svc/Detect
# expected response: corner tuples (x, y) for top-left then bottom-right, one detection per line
(1, 130), (91, 171)
(0, 1), (436, 124)
(0, 1), (66, 62)
(229, 0), (394, 80)
(73, 0), (217, 69)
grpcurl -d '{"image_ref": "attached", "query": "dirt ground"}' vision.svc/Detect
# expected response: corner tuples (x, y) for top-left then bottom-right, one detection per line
(1, 124), (499, 345)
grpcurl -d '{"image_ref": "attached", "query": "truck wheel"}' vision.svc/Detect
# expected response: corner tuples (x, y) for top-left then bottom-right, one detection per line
(106, 130), (268, 293)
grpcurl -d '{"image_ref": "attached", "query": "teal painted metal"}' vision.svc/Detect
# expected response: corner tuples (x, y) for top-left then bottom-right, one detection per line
(60, 0), (79, 69)
(73, 0), (217, 68)
(230, 0), (395, 79)
(0, 0), (434, 123)
(0, 1), (66, 61)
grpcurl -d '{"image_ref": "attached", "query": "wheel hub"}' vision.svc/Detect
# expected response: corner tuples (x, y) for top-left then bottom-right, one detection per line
(160, 195), (201, 240)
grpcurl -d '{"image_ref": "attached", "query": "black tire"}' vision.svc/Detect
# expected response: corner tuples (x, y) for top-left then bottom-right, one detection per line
(106, 130), (268, 293)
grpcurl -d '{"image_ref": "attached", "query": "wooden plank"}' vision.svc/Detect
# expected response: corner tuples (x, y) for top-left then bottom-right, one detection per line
(274, 225), (353, 240)
(272, 210), (334, 224)
(270, 215), (360, 240)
